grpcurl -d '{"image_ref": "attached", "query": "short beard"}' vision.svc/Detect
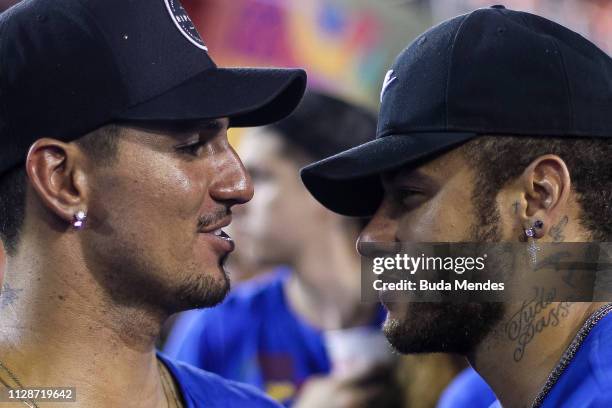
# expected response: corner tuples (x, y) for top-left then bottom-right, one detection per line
(84, 238), (231, 317)
(382, 185), (505, 355)
(171, 263), (230, 312)
(383, 302), (504, 354)
(104, 258), (230, 316)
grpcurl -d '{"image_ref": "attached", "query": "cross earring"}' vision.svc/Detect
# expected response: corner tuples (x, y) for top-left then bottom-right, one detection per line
(525, 220), (543, 264)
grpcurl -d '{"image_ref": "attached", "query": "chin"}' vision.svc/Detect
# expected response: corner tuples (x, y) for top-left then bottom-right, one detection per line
(168, 263), (231, 312)
(382, 302), (504, 355)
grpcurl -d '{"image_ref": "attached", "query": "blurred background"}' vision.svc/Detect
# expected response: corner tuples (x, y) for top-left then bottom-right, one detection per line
(2, 0), (607, 107)
(174, 0), (611, 109)
(180, 0), (610, 109)
(0, 0), (610, 407)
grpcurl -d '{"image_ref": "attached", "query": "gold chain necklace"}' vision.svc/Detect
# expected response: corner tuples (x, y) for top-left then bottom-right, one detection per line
(0, 359), (40, 408)
(159, 364), (171, 408)
(0, 358), (183, 408)
(158, 360), (182, 408)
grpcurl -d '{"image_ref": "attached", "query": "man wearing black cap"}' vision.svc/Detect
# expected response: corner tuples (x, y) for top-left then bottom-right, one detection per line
(302, 6), (612, 408)
(0, 0), (305, 407)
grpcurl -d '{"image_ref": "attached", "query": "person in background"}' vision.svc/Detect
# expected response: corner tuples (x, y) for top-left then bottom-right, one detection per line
(165, 92), (406, 407)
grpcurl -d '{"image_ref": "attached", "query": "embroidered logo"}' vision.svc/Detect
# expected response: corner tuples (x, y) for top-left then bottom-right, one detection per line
(164, 0), (208, 51)
(380, 70), (397, 102)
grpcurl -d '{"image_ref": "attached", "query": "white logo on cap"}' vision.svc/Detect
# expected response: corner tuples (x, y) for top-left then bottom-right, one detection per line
(380, 70), (397, 102)
(164, 0), (208, 51)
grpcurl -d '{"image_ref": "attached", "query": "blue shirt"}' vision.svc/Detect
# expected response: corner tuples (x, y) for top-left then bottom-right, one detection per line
(164, 268), (385, 406)
(157, 352), (281, 408)
(540, 308), (612, 407)
(436, 367), (496, 408)
(436, 308), (612, 408)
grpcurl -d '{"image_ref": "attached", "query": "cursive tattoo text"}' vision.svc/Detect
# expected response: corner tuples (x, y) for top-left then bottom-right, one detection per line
(505, 287), (573, 362)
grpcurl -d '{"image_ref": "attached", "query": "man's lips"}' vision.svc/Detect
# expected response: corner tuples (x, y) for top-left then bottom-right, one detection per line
(211, 229), (234, 245)
(199, 217), (235, 253)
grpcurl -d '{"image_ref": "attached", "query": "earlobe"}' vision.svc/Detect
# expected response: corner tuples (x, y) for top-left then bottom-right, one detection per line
(25, 138), (88, 225)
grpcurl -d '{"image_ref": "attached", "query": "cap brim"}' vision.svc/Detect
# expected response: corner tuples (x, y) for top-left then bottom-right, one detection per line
(118, 67), (307, 127)
(300, 132), (476, 217)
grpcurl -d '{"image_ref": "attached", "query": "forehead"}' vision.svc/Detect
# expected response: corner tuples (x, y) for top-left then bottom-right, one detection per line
(119, 118), (229, 142)
(382, 147), (468, 185)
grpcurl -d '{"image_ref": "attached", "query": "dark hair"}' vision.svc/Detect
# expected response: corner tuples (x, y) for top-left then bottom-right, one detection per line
(269, 91), (377, 163)
(0, 125), (120, 254)
(462, 135), (612, 241)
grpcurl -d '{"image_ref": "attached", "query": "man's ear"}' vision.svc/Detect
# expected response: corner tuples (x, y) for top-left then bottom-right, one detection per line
(518, 154), (571, 237)
(25, 138), (89, 225)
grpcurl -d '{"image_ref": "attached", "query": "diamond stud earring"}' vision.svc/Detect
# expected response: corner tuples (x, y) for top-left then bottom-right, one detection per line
(72, 210), (87, 230)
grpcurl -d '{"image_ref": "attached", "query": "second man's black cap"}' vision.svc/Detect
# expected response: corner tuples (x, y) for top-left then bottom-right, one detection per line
(301, 5), (612, 217)
(0, 0), (307, 175)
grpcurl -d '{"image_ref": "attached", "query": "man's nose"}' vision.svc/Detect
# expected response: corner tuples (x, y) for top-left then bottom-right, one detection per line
(209, 147), (254, 206)
(356, 202), (398, 257)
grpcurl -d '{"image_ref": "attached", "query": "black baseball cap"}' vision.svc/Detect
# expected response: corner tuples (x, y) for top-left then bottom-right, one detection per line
(301, 5), (612, 217)
(0, 0), (307, 175)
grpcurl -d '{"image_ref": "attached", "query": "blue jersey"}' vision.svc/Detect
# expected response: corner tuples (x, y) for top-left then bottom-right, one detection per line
(157, 352), (281, 408)
(436, 307), (612, 408)
(540, 307), (612, 407)
(164, 268), (384, 406)
(436, 367), (496, 408)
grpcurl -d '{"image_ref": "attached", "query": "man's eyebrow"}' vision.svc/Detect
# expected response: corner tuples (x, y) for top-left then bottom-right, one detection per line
(198, 119), (226, 131)
(125, 118), (228, 134)
(124, 119), (229, 142)
(382, 167), (436, 186)
(169, 118), (226, 133)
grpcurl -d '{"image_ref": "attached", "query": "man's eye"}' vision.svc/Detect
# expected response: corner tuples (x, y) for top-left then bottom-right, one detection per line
(177, 141), (206, 156)
(395, 188), (424, 207)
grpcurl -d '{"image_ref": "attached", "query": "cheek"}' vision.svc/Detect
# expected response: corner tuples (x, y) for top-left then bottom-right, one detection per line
(92, 155), (206, 249)
(397, 186), (475, 242)
(158, 166), (204, 214)
(136, 165), (202, 219)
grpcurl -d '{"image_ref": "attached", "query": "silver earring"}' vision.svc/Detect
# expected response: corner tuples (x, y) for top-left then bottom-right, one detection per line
(72, 210), (87, 230)
(525, 220), (543, 264)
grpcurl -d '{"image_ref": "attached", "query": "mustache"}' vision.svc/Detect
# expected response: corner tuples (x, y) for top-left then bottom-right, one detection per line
(197, 208), (231, 230)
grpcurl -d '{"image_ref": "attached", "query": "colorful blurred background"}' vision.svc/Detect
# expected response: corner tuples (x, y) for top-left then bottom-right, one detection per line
(0, 0), (609, 109)
(181, 0), (612, 109)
